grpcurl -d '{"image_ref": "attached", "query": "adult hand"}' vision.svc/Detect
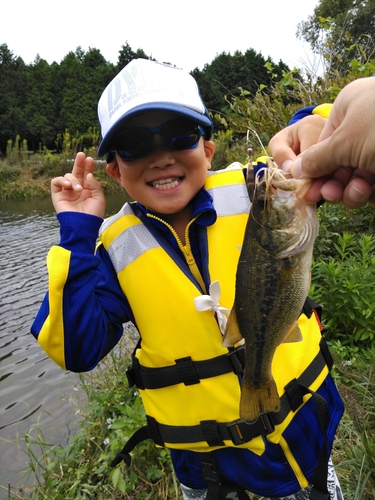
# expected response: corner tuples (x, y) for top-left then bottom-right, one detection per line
(51, 152), (106, 217)
(268, 115), (328, 203)
(269, 77), (375, 208)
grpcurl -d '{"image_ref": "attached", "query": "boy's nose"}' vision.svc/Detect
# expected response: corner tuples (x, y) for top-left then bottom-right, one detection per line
(147, 136), (176, 168)
(147, 134), (175, 168)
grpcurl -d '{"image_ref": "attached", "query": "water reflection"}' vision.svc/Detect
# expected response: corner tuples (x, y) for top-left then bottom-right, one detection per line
(0, 192), (129, 495)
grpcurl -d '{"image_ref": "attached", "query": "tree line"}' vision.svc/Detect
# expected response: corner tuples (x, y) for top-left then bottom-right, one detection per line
(0, 41), (288, 157)
(2, 0), (374, 158)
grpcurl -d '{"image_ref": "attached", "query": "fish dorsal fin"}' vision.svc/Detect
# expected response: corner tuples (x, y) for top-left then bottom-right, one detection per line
(282, 322), (303, 343)
(222, 306), (244, 347)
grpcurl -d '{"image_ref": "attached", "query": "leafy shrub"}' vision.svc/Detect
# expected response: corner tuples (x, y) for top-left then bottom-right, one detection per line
(0, 163), (22, 182)
(310, 231), (375, 347)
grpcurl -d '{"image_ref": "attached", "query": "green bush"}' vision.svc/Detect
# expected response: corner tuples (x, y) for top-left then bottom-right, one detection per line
(0, 163), (22, 182)
(310, 230), (375, 347)
(309, 203), (375, 349)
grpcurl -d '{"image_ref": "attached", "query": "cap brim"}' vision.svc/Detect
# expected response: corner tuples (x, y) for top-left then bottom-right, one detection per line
(97, 102), (212, 156)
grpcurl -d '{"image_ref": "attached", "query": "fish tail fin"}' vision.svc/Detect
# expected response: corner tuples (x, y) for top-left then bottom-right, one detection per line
(222, 306), (243, 347)
(240, 377), (280, 422)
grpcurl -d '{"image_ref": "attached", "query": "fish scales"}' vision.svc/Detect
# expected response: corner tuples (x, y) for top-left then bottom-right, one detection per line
(223, 159), (319, 422)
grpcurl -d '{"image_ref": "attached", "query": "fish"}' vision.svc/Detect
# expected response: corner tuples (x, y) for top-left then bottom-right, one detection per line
(223, 158), (320, 422)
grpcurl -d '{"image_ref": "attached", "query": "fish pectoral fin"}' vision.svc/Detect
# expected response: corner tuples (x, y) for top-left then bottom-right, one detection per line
(222, 308), (243, 347)
(282, 322), (303, 343)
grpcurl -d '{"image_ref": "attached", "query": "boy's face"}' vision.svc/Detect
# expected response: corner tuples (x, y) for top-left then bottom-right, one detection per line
(106, 111), (215, 217)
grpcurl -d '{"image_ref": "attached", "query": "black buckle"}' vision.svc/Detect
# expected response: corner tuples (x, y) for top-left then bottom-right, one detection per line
(260, 413), (275, 434)
(227, 420), (247, 445)
(226, 413), (275, 445)
(200, 459), (220, 484)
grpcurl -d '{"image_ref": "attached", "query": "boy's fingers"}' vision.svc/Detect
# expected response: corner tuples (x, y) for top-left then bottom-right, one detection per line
(82, 156), (95, 180)
(51, 176), (73, 193)
(71, 153), (95, 181)
(71, 152), (86, 179)
(85, 173), (103, 193)
(62, 173), (84, 190)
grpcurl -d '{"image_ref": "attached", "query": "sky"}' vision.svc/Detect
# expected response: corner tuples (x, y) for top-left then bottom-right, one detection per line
(2, 0), (320, 73)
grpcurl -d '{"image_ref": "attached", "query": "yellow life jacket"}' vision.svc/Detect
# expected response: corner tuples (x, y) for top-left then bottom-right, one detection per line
(99, 163), (331, 456)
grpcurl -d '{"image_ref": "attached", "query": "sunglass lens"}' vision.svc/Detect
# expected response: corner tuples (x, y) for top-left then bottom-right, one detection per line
(163, 122), (201, 150)
(116, 128), (152, 160)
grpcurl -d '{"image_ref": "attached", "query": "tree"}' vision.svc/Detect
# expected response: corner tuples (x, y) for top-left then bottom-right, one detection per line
(24, 56), (59, 150)
(0, 44), (28, 154)
(58, 47), (114, 141)
(297, 0), (375, 73)
(191, 49), (289, 127)
(117, 42), (151, 71)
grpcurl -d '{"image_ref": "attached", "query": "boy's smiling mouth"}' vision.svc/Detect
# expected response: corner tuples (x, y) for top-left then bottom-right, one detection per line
(149, 177), (183, 190)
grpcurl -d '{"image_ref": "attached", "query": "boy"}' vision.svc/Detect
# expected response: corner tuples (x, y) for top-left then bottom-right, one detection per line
(31, 59), (344, 500)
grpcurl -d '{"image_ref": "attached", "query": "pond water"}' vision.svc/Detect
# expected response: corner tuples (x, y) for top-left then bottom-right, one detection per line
(0, 192), (129, 497)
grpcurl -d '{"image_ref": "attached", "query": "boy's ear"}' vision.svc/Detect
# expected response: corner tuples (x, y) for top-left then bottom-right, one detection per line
(204, 140), (215, 168)
(106, 158), (121, 180)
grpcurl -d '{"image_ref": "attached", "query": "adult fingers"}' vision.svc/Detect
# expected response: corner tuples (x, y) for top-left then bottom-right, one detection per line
(341, 173), (375, 209)
(288, 137), (344, 179)
(269, 115), (326, 171)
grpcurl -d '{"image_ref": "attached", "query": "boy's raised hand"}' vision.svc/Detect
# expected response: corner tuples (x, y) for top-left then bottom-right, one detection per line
(51, 152), (106, 218)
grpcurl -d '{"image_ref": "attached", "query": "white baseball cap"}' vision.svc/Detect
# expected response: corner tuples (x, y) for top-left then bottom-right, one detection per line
(97, 59), (213, 156)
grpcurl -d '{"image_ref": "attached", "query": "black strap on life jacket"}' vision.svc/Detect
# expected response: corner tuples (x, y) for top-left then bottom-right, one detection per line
(126, 346), (245, 390)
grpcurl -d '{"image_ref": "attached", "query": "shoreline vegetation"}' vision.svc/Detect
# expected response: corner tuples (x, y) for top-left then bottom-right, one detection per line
(0, 147), (121, 202)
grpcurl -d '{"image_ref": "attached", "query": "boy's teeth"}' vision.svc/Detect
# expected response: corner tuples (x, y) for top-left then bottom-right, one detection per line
(152, 178), (181, 189)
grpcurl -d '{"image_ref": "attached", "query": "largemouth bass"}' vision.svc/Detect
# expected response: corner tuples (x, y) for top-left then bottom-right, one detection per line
(223, 159), (320, 422)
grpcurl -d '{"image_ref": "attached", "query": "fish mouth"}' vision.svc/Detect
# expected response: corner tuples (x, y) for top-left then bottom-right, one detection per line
(261, 168), (313, 198)
(148, 177), (184, 190)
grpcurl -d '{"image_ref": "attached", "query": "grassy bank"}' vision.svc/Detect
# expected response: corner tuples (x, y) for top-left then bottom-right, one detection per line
(0, 154), (122, 201)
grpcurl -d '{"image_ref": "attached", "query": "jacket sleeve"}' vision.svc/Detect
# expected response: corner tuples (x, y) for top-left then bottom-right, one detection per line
(30, 211), (133, 372)
(289, 103), (333, 125)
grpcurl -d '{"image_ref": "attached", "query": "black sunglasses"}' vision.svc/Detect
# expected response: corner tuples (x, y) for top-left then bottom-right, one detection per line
(111, 119), (205, 161)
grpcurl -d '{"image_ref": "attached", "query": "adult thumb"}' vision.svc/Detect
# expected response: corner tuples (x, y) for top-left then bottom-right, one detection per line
(289, 139), (339, 179)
